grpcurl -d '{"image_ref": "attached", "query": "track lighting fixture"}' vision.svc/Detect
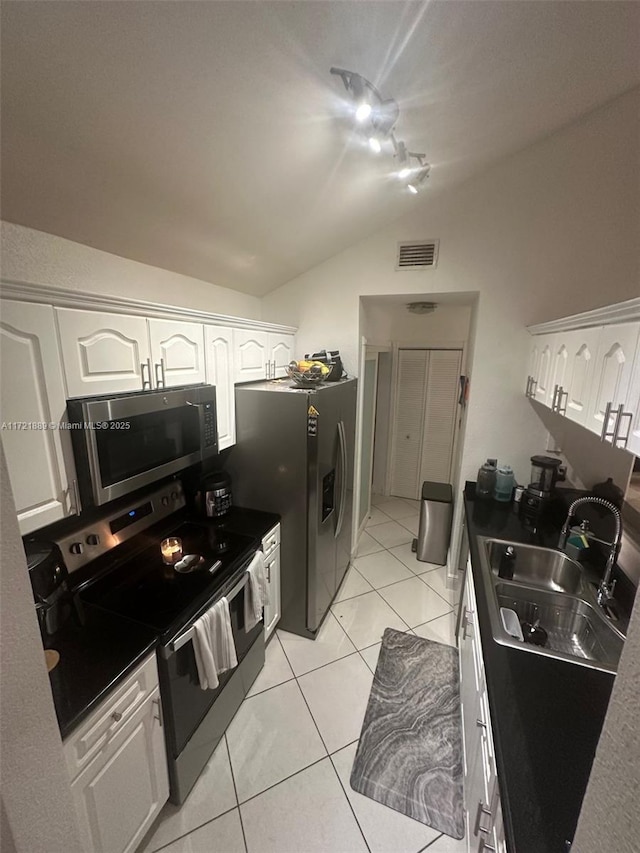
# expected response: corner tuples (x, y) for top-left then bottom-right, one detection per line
(330, 67), (430, 195)
(394, 142), (430, 194)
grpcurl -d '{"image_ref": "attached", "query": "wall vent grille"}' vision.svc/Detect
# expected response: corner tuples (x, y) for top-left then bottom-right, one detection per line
(396, 240), (439, 270)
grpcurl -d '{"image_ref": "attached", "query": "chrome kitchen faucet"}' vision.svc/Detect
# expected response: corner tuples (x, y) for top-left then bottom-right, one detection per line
(558, 497), (622, 608)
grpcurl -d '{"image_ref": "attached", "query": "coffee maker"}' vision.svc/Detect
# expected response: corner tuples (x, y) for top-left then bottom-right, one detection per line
(521, 455), (564, 519)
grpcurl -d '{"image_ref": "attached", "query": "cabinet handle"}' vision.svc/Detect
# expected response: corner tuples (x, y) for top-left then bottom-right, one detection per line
(69, 478), (81, 515)
(525, 376), (531, 397)
(530, 378), (537, 397)
(476, 718), (487, 729)
(153, 698), (163, 727)
(266, 564), (271, 583)
(474, 800), (493, 836)
(558, 387), (568, 416)
(111, 711), (123, 723)
(478, 835), (497, 853)
(613, 406), (632, 448)
(141, 358), (152, 390)
(154, 359), (166, 389)
(600, 402), (614, 442)
(551, 384), (560, 412)
(462, 607), (474, 640)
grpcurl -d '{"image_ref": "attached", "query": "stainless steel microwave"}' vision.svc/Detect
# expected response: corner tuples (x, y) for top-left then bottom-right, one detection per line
(67, 384), (218, 508)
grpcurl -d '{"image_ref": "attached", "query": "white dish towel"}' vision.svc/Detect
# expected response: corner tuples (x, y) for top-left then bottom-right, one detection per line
(192, 596), (238, 691)
(244, 550), (269, 632)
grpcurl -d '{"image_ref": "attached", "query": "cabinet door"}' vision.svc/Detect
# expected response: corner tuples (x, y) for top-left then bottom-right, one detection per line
(70, 689), (169, 853)
(548, 336), (571, 411)
(0, 301), (74, 533)
(564, 328), (601, 426)
(625, 337), (640, 455)
(263, 545), (281, 641)
(204, 325), (235, 450)
(148, 319), (206, 388)
(233, 329), (269, 383)
(526, 335), (540, 395)
(57, 308), (151, 396)
(585, 322), (640, 438)
(533, 334), (555, 406)
(268, 333), (295, 378)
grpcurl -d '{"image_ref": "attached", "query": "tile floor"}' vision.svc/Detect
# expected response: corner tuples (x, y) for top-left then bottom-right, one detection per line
(139, 495), (465, 853)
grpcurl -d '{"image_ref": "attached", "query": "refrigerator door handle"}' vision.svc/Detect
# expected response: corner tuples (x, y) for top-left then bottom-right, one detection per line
(335, 420), (348, 539)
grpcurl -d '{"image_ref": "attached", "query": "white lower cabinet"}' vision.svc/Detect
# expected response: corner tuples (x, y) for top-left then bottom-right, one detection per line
(262, 524), (281, 640)
(64, 654), (169, 853)
(458, 561), (506, 853)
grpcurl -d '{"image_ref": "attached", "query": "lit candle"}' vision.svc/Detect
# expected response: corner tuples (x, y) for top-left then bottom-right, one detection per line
(161, 537), (183, 565)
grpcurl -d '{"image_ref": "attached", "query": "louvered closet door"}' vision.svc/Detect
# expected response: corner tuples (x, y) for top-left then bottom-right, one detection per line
(390, 350), (429, 499)
(390, 349), (461, 499)
(419, 349), (462, 483)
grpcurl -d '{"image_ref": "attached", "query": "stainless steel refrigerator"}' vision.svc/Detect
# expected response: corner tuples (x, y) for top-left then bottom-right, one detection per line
(225, 377), (357, 639)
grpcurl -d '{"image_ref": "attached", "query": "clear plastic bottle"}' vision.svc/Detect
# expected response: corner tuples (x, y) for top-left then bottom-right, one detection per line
(494, 464), (515, 502)
(476, 458), (497, 500)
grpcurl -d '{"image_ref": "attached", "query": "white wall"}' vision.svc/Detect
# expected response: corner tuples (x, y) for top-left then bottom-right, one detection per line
(0, 222), (263, 320)
(363, 301), (472, 348)
(263, 88), (640, 566)
(0, 444), (84, 853)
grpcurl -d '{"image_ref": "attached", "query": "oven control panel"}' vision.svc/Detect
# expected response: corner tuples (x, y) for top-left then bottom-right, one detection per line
(56, 481), (186, 573)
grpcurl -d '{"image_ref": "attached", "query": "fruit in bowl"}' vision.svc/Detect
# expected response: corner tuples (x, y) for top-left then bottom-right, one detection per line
(286, 360), (331, 386)
(289, 360), (330, 376)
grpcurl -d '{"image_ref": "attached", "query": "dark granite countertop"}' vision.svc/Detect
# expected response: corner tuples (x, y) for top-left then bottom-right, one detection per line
(45, 603), (158, 739)
(464, 485), (619, 853)
(213, 506), (280, 541)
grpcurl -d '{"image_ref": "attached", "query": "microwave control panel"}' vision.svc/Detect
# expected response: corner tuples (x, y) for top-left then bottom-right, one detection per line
(203, 404), (217, 449)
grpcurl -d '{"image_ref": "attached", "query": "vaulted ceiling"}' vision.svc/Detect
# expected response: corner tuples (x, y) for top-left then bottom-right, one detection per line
(2, 1), (639, 296)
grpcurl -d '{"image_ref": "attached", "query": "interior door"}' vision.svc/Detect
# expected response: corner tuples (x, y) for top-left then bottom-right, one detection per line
(390, 349), (462, 499)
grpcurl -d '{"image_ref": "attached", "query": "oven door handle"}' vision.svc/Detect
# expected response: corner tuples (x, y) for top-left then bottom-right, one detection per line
(160, 567), (250, 659)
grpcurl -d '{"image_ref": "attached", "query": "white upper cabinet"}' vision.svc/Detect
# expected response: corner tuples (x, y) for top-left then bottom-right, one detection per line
(233, 329), (269, 383)
(563, 328), (601, 426)
(533, 334), (554, 406)
(148, 319), (206, 388)
(0, 301), (76, 533)
(268, 333), (295, 378)
(57, 308), (151, 397)
(585, 322), (640, 438)
(625, 337), (640, 456)
(204, 325), (235, 450)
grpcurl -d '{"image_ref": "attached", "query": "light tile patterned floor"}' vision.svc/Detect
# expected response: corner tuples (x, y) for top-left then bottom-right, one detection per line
(140, 496), (465, 853)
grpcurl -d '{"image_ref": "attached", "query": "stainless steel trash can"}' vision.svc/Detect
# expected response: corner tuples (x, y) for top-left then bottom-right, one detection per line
(415, 481), (453, 565)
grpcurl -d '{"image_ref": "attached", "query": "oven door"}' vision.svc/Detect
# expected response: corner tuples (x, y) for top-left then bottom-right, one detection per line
(70, 385), (218, 506)
(158, 567), (263, 759)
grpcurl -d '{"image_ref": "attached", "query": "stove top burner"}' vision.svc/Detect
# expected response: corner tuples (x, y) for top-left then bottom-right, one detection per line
(80, 518), (257, 637)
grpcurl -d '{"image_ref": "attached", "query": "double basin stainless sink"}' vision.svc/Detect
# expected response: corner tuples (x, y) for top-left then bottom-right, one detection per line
(477, 537), (625, 673)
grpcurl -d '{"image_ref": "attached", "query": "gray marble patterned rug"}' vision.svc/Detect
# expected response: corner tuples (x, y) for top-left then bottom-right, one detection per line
(350, 627), (464, 839)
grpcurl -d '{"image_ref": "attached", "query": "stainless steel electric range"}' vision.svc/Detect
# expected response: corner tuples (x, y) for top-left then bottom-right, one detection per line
(49, 479), (265, 805)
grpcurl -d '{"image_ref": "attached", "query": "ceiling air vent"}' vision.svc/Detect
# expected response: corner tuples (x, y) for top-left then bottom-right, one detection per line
(396, 240), (439, 270)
